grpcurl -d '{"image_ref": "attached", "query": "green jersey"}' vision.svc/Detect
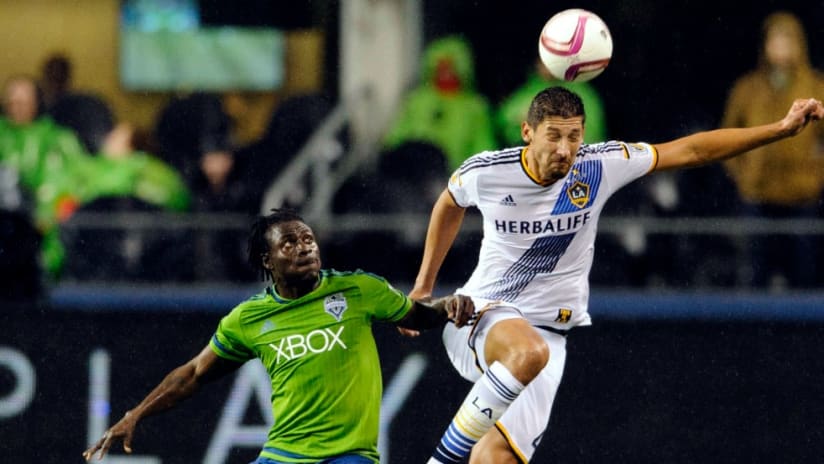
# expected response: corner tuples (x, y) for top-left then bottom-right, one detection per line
(209, 269), (413, 463)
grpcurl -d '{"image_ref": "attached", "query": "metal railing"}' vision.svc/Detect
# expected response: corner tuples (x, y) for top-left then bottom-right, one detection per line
(58, 210), (824, 288)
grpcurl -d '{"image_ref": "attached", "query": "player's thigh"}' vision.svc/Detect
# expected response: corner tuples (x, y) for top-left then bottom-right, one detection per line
(442, 300), (525, 381)
(495, 331), (568, 462)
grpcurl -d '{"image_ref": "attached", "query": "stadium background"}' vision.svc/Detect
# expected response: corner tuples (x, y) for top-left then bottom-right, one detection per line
(2, 0), (824, 463)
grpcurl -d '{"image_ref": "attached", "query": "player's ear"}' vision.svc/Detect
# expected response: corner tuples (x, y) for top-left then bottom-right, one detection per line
(521, 121), (532, 143)
(261, 252), (273, 270)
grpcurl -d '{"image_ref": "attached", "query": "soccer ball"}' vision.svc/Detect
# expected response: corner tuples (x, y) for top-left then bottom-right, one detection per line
(538, 9), (613, 82)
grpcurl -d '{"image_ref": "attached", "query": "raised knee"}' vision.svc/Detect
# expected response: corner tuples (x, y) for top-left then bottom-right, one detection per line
(503, 338), (548, 383)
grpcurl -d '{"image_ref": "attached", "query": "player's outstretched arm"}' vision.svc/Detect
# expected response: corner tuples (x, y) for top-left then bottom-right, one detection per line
(82, 346), (242, 461)
(410, 188), (466, 300)
(399, 294), (475, 331)
(654, 98), (824, 171)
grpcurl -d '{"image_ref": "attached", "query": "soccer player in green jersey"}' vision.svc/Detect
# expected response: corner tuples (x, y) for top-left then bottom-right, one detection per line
(83, 208), (474, 463)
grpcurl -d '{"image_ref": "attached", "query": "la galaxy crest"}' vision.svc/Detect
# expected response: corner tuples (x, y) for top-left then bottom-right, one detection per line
(324, 292), (348, 321)
(566, 169), (590, 208)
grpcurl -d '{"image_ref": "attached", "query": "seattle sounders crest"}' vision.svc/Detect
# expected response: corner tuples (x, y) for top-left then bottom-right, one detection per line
(324, 292), (348, 321)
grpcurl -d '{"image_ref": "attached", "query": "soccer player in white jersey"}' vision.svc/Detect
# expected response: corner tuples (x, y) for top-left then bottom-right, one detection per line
(404, 87), (824, 463)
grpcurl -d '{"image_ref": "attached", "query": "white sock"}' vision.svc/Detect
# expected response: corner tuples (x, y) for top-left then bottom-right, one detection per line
(429, 361), (525, 463)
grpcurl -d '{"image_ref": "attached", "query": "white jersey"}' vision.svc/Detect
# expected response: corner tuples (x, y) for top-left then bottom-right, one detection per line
(450, 142), (658, 329)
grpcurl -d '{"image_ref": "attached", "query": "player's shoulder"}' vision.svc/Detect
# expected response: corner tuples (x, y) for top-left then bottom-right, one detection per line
(229, 287), (275, 314)
(323, 268), (390, 287)
(577, 140), (624, 157)
(457, 146), (523, 176)
(576, 140), (653, 162)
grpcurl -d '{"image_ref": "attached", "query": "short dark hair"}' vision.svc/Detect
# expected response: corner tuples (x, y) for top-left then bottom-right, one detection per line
(248, 208), (305, 281)
(526, 86), (586, 128)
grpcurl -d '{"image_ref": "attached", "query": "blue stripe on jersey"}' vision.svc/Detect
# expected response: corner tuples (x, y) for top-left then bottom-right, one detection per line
(483, 234), (575, 301)
(458, 149), (521, 175)
(552, 159), (603, 214)
(211, 334), (253, 360)
(262, 447), (310, 459)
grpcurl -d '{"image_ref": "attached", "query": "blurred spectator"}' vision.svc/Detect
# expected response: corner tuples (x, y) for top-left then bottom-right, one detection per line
(187, 146), (256, 282)
(496, 57), (608, 146)
(155, 91), (235, 189)
(50, 93), (115, 155)
(40, 53), (190, 214)
(40, 52), (72, 113)
(60, 117), (193, 283)
(0, 74), (191, 280)
(0, 74), (94, 277)
(383, 35), (496, 172)
(155, 91), (257, 282)
(721, 11), (824, 289)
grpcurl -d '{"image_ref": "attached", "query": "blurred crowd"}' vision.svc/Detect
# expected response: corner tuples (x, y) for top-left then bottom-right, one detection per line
(1, 10), (822, 304)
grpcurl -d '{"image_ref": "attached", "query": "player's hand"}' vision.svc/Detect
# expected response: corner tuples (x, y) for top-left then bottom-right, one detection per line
(781, 98), (824, 136)
(82, 412), (137, 461)
(398, 287), (433, 337)
(397, 326), (421, 337)
(445, 294), (474, 328)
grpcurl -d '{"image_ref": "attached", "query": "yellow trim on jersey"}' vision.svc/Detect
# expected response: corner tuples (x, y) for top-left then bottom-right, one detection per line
(622, 142), (660, 174)
(520, 147), (548, 186)
(494, 422), (529, 464)
(647, 143), (660, 173)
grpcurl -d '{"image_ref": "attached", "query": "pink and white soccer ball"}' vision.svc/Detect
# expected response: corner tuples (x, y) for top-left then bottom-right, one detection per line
(538, 9), (613, 82)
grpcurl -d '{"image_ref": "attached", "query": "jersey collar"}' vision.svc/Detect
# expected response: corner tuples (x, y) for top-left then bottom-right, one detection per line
(267, 273), (324, 303)
(520, 147), (553, 187)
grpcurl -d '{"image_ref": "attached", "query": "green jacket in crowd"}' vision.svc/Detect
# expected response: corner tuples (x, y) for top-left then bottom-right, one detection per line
(0, 115), (190, 278)
(495, 71), (608, 147)
(383, 36), (497, 172)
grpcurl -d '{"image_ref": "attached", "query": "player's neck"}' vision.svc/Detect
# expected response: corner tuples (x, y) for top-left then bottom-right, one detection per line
(523, 148), (559, 187)
(274, 275), (321, 300)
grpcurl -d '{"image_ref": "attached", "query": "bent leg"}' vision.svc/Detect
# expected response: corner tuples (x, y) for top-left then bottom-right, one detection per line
(482, 318), (549, 384)
(428, 307), (549, 463)
(471, 328), (568, 463)
(470, 427), (520, 464)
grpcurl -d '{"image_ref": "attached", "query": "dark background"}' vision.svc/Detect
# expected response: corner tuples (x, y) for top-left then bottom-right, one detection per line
(4, 296), (824, 463)
(226, 0), (824, 149)
(422, 0), (824, 142)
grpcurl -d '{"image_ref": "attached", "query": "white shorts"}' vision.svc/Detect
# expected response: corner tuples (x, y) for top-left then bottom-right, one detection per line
(442, 302), (568, 463)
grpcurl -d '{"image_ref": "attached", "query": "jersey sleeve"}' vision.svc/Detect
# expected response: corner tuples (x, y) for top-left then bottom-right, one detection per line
(603, 141), (659, 190)
(209, 306), (256, 363)
(447, 160), (481, 208)
(357, 273), (413, 323)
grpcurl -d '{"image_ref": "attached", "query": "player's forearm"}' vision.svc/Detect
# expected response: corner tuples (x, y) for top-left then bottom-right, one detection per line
(400, 295), (473, 330)
(400, 299), (449, 330)
(658, 122), (788, 170)
(127, 363), (202, 421)
(695, 123), (788, 164)
(414, 191), (465, 294)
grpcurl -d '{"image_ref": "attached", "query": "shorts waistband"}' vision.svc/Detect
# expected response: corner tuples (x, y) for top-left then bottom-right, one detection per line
(535, 325), (569, 337)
